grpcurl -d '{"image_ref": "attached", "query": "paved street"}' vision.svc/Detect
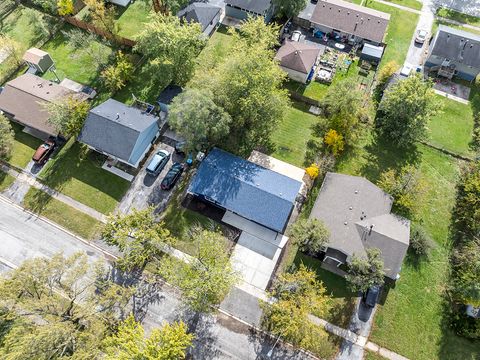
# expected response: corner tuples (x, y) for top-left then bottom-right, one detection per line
(0, 196), (316, 360)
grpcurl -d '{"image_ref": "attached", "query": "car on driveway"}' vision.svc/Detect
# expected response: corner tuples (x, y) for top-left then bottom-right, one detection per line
(362, 285), (381, 308)
(161, 163), (184, 190)
(32, 138), (56, 165)
(291, 30), (302, 42)
(415, 29), (429, 44)
(146, 149), (170, 176)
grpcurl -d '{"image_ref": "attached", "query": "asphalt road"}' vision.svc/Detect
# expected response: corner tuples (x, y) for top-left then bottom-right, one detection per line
(404, 0), (434, 68)
(0, 197), (316, 360)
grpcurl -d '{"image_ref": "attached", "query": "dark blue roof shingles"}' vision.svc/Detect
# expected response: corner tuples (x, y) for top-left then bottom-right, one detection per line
(188, 148), (302, 233)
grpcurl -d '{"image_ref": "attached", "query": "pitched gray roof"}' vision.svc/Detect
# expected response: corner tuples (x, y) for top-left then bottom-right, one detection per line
(311, 0), (390, 43)
(275, 41), (324, 74)
(225, 0), (271, 14)
(430, 25), (480, 68)
(177, 3), (221, 32)
(310, 172), (410, 279)
(78, 99), (158, 164)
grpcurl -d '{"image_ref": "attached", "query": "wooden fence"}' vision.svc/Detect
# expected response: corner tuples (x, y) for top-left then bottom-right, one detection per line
(64, 16), (136, 48)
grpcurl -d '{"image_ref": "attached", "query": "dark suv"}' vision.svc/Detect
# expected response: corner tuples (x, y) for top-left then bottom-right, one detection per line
(32, 138), (56, 165)
(362, 285), (381, 308)
(161, 163), (184, 190)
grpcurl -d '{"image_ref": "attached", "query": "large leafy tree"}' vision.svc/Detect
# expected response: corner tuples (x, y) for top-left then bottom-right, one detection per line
(101, 51), (134, 93)
(0, 114), (14, 159)
(453, 161), (480, 238)
(273, 0), (307, 18)
(135, 14), (206, 86)
(377, 74), (441, 147)
(168, 88), (231, 153)
(0, 253), (134, 359)
(159, 228), (239, 313)
(83, 0), (117, 33)
(289, 218), (329, 255)
(262, 265), (335, 358)
(43, 95), (90, 138)
(450, 238), (480, 308)
(103, 314), (194, 360)
(345, 248), (385, 293)
(102, 207), (175, 272)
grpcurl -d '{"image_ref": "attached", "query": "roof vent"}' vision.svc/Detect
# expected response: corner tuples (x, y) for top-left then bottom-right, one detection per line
(369, 224), (374, 235)
(344, 221), (348, 226)
(349, 206), (353, 210)
(116, 113), (120, 120)
(354, 190), (359, 194)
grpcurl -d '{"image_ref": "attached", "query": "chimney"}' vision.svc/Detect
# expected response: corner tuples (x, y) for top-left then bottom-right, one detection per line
(368, 224), (374, 235)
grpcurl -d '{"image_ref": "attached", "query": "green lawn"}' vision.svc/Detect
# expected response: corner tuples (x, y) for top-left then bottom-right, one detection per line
(41, 25), (114, 85)
(428, 96), (475, 156)
(8, 123), (42, 169)
(365, 1), (418, 69)
(23, 188), (103, 239)
(271, 102), (318, 167)
(38, 140), (130, 215)
(0, 171), (15, 192)
(363, 351), (385, 360)
(374, 0), (422, 10)
(0, 6), (59, 82)
(115, 0), (153, 39)
(195, 25), (235, 70)
(436, 7), (480, 27)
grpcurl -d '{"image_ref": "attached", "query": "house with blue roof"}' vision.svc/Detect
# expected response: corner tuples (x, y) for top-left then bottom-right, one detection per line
(188, 148), (302, 233)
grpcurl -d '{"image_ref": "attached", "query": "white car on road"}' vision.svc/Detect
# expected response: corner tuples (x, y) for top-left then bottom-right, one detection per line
(415, 29), (429, 44)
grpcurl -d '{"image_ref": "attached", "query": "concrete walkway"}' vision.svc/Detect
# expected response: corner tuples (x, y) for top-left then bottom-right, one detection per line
(0, 163), (107, 223)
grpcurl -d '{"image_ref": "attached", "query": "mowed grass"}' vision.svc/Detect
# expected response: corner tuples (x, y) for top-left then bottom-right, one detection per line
(376, 0), (422, 10)
(365, 1), (418, 69)
(433, 19), (480, 36)
(116, 0), (153, 39)
(436, 7), (480, 27)
(0, 171), (15, 192)
(272, 102), (318, 167)
(8, 123), (42, 169)
(23, 188), (103, 239)
(337, 136), (480, 359)
(39, 140), (130, 214)
(428, 96), (474, 156)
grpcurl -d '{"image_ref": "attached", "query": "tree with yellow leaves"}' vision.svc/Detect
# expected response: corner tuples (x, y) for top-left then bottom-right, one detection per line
(324, 129), (344, 155)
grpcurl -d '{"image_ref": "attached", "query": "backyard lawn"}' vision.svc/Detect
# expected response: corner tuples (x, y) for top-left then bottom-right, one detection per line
(365, 1), (418, 69)
(38, 140), (130, 214)
(0, 171), (15, 192)
(8, 123), (43, 169)
(428, 96), (475, 157)
(432, 19), (480, 36)
(436, 7), (480, 27)
(23, 188), (103, 239)
(116, 0), (152, 39)
(377, 0), (422, 10)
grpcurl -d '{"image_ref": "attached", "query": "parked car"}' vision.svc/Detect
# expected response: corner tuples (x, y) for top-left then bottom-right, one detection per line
(400, 63), (413, 77)
(362, 285), (381, 308)
(32, 138), (56, 165)
(415, 29), (429, 44)
(146, 149), (170, 176)
(174, 140), (186, 154)
(161, 163), (184, 190)
(291, 30), (302, 42)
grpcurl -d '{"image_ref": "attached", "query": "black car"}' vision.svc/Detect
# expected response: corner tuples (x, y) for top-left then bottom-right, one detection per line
(362, 285), (381, 308)
(161, 163), (184, 190)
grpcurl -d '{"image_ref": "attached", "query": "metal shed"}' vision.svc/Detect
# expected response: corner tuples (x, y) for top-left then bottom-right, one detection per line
(360, 43), (385, 64)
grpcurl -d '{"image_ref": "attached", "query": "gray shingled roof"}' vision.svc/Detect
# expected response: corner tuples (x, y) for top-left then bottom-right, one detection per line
(225, 0), (271, 14)
(310, 172), (410, 279)
(78, 99), (158, 164)
(177, 3), (221, 32)
(430, 25), (480, 68)
(311, 0), (390, 44)
(275, 41), (324, 74)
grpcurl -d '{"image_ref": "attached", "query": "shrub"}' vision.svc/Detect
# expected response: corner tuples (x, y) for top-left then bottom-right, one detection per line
(305, 163), (320, 180)
(409, 224), (434, 258)
(289, 218), (329, 255)
(324, 129), (344, 156)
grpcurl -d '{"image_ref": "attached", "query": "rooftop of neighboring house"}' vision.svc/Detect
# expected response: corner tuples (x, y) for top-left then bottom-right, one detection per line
(275, 41), (325, 74)
(225, 0), (271, 14)
(177, 2), (221, 32)
(310, 172), (410, 279)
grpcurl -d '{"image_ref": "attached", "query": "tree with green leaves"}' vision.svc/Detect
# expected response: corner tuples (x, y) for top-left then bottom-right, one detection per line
(103, 314), (194, 359)
(345, 248), (385, 293)
(135, 14), (206, 86)
(262, 265), (335, 358)
(289, 218), (329, 255)
(453, 161), (480, 238)
(159, 228), (239, 313)
(102, 207), (175, 272)
(377, 74), (441, 147)
(230, 16), (280, 49)
(101, 51), (134, 93)
(273, 0), (307, 18)
(57, 0), (74, 16)
(0, 114), (14, 159)
(168, 88), (232, 153)
(32, 0), (57, 14)
(43, 95), (90, 138)
(0, 35), (23, 68)
(0, 253), (135, 359)
(83, 0), (117, 33)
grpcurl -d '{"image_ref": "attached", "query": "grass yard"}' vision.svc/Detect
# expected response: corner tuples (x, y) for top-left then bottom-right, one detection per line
(8, 123), (42, 169)
(0, 171), (15, 192)
(365, 2), (418, 69)
(41, 25), (114, 85)
(271, 102), (318, 167)
(363, 351), (385, 360)
(116, 0), (153, 39)
(374, 0), (422, 10)
(38, 140), (130, 215)
(195, 25), (235, 70)
(436, 7), (480, 28)
(23, 188), (103, 239)
(428, 96), (475, 157)
(432, 19), (480, 36)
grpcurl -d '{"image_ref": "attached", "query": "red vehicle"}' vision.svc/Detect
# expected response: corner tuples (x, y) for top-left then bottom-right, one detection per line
(32, 138), (56, 165)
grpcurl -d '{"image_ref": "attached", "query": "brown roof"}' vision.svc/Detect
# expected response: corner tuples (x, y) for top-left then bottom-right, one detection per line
(0, 74), (86, 135)
(275, 41), (323, 74)
(22, 48), (49, 65)
(311, 0), (390, 43)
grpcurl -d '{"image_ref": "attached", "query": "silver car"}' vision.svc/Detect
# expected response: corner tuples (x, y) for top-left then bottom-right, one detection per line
(415, 29), (428, 44)
(146, 149), (170, 176)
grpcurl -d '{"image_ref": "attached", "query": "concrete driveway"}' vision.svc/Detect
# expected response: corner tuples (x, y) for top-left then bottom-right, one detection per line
(404, 0), (434, 68)
(117, 143), (185, 214)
